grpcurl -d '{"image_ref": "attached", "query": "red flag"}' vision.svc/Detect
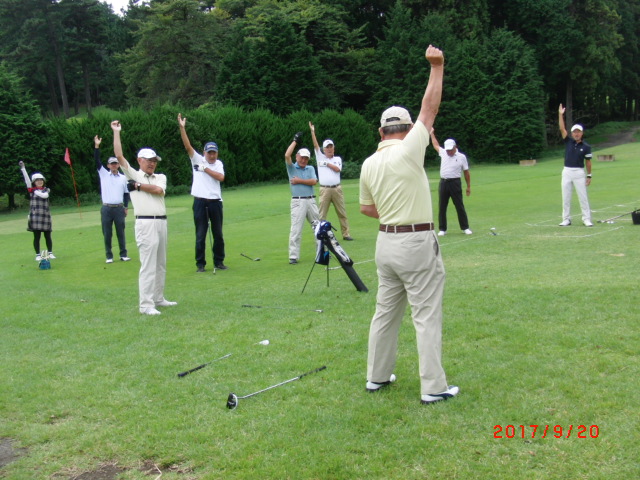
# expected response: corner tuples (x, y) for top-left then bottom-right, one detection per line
(64, 148), (72, 166)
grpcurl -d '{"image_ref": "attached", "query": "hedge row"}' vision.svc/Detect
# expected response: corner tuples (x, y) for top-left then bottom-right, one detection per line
(44, 105), (380, 198)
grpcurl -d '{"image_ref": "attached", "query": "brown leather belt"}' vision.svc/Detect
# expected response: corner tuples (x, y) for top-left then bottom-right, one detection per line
(379, 223), (434, 233)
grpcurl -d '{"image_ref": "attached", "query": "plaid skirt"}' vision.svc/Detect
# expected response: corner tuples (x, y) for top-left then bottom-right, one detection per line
(28, 193), (52, 232)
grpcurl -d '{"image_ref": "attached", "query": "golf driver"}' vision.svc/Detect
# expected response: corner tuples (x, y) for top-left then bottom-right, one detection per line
(226, 365), (327, 409)
(177, 339), (269, 378)
(242, 304), (323, 313)
(240, 253), (261, 261)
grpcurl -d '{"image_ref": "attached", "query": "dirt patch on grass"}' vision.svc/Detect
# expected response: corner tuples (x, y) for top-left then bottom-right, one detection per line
(0, 438), (28, 468)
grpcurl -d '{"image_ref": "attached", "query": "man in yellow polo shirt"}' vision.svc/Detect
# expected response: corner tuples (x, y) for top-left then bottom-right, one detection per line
(112, 120), (177, 316)
(359, 45), (458, 405)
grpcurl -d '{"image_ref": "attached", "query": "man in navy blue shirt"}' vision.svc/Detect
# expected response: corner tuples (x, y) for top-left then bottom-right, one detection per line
(558, 104), (593, 227)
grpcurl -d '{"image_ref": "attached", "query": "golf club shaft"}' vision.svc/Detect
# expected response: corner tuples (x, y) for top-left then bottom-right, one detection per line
(598, 210), (635, 223)
(177, 353), (232, 377)
(238, 365), (327, 399)
(240, 253), (260, 261)
(242, 304), (323, 313)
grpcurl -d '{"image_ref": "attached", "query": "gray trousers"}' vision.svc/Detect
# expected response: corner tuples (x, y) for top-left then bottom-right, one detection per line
(101, 205), (127, 259)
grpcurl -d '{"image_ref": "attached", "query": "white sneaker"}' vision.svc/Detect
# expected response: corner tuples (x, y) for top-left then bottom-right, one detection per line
(140, 307), (161, 315)
(558, 220), (571, 226)
(120, 256), (131, 262)
(437, 231), (446, 237)
(366, 374), (397, 392)
(463, 229), (473, 235)
(35, 254), (42, 261)
(584, 220), (594, 227)
(421, 385), (459, 404)
(155, 300), (177, 307)
(48, 252), (56, 259)
(106, 258), (114, 264)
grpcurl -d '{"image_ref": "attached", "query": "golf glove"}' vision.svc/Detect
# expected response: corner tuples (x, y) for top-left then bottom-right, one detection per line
(318, 160), (327, 167)
(293, 131), (303, 143)
(127, 180), (137, 192)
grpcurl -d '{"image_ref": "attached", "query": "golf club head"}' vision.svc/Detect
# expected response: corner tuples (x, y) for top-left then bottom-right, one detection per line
(226, 393), (238, 409)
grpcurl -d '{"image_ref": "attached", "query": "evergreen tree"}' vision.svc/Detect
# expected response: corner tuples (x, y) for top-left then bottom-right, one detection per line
(0, 63), (48, 209)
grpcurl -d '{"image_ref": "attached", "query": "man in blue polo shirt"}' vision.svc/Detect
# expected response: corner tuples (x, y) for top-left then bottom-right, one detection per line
(284, 133), (320, 264)
(558, 104), (593, 227)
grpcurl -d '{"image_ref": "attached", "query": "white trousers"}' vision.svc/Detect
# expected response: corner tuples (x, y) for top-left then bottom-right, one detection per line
(367, 230), (449, 394)
(561, 167), (591, 223)
(135, 218), (168, 309)
(289, 198), (320, 260)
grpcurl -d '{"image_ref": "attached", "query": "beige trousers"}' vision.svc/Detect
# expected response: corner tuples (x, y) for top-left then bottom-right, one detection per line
(367, 230), (449, 394)
(319, 186), (351, 238)
(135, 218), (168, 309)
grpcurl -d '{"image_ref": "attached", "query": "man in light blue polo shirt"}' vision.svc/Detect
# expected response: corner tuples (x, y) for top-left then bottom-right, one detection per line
(284, 133), (320, 264)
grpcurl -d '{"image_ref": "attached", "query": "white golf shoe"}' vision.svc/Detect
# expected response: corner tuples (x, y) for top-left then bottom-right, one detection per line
(463, 229), (473, 235)
(421, 385), (460, 404)
(140, 307), (161, 315)
(366, 374), (397, 392)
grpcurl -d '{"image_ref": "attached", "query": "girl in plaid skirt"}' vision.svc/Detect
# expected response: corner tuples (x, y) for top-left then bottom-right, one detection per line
(19, 161), (55, 261)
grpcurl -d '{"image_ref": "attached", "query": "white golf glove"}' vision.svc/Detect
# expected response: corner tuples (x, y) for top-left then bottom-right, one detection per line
(199, 162), (209, 172)
(318, 160), (327, 167)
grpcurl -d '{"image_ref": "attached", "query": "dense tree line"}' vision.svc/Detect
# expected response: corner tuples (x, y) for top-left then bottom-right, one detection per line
(1, 0), (638, 202)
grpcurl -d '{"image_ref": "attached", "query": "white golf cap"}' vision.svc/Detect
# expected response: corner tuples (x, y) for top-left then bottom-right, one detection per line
(31, 173), (45, 182)
(323, 139), (334, 148)
(380, 106), (413, 127)
(571, 124), (583, 132)
(297, 148), (311, 158)
(137, 148), (161, 161)
(444, 139), (457, 150)
(107, 157), (119, 164)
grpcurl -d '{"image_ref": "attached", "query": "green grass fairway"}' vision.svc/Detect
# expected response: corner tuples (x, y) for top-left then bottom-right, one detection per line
(1, 143), (639, 479)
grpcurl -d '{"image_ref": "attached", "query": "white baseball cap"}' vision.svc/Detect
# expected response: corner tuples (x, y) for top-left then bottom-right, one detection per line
(137, 148), (161, 161)
(571, 124), (583, 132)
(323, 139), (334, 148)
(297, 148), (311, 158)
(444, 139), (457, 150)
(380, 106), (413, 127)
(31, 173), (45, 182)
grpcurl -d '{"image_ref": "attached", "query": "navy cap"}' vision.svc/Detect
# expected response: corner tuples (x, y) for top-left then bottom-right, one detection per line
(204, 142), (218, 152)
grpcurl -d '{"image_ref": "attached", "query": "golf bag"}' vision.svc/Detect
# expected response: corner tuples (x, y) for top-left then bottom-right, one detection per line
(313, 221), (368, 292)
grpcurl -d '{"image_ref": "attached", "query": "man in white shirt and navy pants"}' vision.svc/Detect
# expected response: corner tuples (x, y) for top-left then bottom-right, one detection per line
(178, 113), (227, 272)
(429, 130), (472, 236)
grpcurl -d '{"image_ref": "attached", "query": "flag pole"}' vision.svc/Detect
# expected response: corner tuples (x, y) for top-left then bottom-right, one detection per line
(64, 148), (82, 217)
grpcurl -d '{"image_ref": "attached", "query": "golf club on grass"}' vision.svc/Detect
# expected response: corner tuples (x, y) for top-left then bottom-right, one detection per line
(177, 339), (269, 378)
(240, 253), (261, 261)
(177, 353), (231, 378)
(242, 304), (323, 313)
(597, 210), (637, 223)
(226, 365), (327, 409)
(490, 227), (498, 235)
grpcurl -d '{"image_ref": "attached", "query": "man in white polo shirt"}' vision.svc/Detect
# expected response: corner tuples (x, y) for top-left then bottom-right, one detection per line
(308, 122), (353, 241)
(111, 120), (177, 316)
(178, 113), (227, 272)
(429, 130), (472, 236)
